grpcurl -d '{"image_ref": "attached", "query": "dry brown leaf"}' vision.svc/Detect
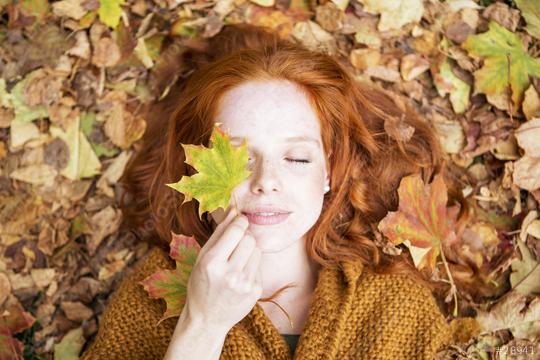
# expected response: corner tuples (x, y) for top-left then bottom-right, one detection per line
(513, 155), (540, 191)
(515, 118), (540, 157)
(60, 301), (93, 322)
(523, 85), (540, 120)
(91, 37), (121, 68)
(87, 206), (122, 255)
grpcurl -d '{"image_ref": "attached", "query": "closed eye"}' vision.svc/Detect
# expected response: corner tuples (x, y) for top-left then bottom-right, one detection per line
(286, 159), (310, 164)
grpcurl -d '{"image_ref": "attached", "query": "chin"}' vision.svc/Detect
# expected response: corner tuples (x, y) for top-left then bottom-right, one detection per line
(252, 234), (300, 253)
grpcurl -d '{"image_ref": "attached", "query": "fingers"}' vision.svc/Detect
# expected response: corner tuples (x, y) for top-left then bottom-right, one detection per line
(243, 245), (261, 284)
(206, 214), (249, 261)
(199, 207), (237, 256)
(227, 231), (256, 270)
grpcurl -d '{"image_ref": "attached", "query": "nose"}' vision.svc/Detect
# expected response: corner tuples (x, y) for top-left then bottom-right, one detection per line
(249, 158), (282, 194)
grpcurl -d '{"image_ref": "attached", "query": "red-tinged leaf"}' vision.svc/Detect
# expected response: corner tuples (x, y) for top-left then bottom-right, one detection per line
(0, 302), (36, 360)
(169, 232), (201, 264)
(141, 232), (201, 325)
(377, 173), (460, 271)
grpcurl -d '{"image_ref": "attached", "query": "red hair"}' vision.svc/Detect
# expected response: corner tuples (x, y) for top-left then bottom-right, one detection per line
(119, 24), (471, 311)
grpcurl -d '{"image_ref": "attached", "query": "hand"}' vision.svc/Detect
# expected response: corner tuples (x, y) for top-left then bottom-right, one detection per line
(183, 207), (263, 330)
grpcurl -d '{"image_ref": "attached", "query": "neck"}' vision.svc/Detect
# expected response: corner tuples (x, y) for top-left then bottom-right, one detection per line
(259, 237), (321, 300)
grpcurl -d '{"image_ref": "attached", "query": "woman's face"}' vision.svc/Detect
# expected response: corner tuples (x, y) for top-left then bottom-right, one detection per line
(209, 79), (330, 253)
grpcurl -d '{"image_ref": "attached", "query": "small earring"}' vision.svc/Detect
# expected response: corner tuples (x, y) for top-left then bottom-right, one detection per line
(324, 184), (330, 193)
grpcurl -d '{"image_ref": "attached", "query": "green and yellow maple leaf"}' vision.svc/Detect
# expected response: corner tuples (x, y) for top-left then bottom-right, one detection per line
(166, 125), (252, 220)
(461, 21), (540, 108)
(377, 172), (460, 271)
(98, 0), (125, 29)
(140, 232), (201, 324)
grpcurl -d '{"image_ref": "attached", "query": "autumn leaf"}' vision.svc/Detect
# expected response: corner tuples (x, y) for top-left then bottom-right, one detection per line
(9, 70), (48, 124)
(461, 21), (540, 108)
(49, 116), (102, 180)
(0, 302), (36, 360)
(476, 291), (540, 340)
(98, 0), (125, 29)
(377, 173), (460, 271)
(515, 0), (540, 41)
(510, 239), (540, 295)
(166, 125), (252, 220)
(53, 327), (85, 360)
(432, 39), (471, 114)
(358, 0), (424, 32)
(140, 232), (201, 325)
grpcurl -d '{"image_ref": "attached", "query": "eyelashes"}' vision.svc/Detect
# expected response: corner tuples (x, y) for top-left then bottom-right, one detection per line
(247, 158), (311, 165)
(286, 159), (310, 164)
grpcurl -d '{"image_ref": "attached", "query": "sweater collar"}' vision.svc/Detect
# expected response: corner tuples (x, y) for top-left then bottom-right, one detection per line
(228, 260), (364, 359)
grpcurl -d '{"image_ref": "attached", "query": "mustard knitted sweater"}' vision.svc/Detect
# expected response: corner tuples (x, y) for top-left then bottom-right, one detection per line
(81, 247), (479, 359)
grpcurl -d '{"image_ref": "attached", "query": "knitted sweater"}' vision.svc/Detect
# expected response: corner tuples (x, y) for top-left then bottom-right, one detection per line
(81, 247), (480, 360)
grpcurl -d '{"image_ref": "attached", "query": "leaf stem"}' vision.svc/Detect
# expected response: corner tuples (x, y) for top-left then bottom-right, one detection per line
(439, 244), (458, 316)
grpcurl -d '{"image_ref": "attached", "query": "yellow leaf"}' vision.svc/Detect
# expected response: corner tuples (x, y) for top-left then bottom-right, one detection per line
(50, 117), (101, 180)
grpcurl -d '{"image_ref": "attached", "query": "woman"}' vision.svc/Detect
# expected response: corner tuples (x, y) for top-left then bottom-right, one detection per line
(81, 23), (478, 359)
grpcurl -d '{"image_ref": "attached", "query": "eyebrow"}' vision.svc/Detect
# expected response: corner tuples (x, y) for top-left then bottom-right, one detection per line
(230, 136), (321, 147)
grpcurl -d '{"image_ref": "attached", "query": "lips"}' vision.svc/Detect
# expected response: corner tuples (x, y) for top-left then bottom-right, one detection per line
(242, 206), (292, 225)
(243, 212), (290, 225)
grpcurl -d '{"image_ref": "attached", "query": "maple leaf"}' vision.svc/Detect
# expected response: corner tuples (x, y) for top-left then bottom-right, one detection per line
(98, 0), (125, 29)
(461, 21), (540, 108)
(377, 173), (460, 271)
(140, 232), (201, 325)
(0, 302), (36, 360)
(166, 124), (252, 220)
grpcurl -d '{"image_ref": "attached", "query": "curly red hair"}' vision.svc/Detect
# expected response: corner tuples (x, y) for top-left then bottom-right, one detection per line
(119, 23), (469, 309)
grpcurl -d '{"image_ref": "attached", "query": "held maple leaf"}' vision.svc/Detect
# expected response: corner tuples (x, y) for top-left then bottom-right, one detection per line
(166, 124), (252, 219)
(140, 232), (201, 325)
(377, 172), (460, 271)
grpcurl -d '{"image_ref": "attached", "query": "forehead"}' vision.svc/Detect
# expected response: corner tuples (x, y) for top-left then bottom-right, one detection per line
(214, 80), (322, 143)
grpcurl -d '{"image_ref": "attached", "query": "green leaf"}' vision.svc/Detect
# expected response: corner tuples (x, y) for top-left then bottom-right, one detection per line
(98, 0), (125, 29)
(91, 142), (120, 158)
(10, 70), (49, 124)
(433, 57), (471, 114)
(140, 232), (202, 324)
(461, 21), (540, 108)
(377, 173), (460, 271)
(515, 0), (540, 40)
(53, 327), (85, 360)
(80, 111), (96, 137)
(166, 125), (252, 220)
